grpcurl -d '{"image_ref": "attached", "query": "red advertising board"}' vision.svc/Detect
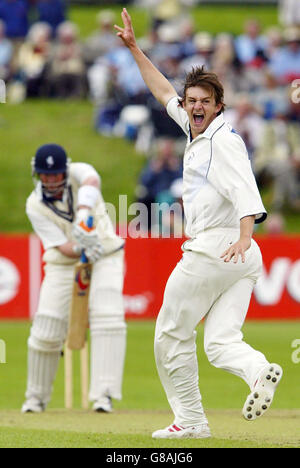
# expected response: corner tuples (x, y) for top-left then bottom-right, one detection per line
(0, 234), (299, 320)
(0, 235), (29, 319)
(248, 236), (300, 320)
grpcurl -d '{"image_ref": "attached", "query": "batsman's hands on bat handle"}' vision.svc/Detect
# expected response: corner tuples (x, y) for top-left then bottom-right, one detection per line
(114, 8), (137, 50)
(220, 236), (251, 264)
(84, 242), (103, 263)
(72, 219), (101, 249)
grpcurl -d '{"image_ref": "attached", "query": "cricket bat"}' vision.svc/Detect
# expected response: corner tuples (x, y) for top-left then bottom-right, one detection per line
(66, 216), (94, 350)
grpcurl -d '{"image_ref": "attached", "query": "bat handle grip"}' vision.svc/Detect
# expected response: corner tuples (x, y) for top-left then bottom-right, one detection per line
(81, 215), (94, 263)
(86, 215), (94, 229)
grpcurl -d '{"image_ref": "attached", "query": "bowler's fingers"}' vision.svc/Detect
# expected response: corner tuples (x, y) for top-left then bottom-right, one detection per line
(114, 8), (133, 37)
(220, 248), (231, 262)
(221, 247), (245, 263)
(114, 25), (124, 33)
(122, 7), (132, 26)
(114, 24), (124, 38)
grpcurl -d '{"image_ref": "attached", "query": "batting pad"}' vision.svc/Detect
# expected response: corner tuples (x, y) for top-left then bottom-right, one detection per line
(28, 314), (68, 353)
(25, 315), (68, 405)
(89, 322), (127, 402)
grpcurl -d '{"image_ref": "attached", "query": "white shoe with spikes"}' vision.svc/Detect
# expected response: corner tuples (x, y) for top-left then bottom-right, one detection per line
(243, 363), (283, 421)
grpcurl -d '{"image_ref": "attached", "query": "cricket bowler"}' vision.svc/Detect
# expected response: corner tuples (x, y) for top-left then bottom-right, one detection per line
(22, 144), (126, 413)
(115, 9), (283, 439)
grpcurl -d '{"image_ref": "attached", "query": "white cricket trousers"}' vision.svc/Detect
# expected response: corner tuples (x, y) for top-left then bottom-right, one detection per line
(154, 229), (269, 427)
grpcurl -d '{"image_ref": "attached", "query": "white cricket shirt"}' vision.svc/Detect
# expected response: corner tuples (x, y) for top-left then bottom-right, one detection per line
(166, 96), (267, 245)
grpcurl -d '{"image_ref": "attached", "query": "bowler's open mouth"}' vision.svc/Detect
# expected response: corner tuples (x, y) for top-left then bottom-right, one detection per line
(193, 114), (204, 125)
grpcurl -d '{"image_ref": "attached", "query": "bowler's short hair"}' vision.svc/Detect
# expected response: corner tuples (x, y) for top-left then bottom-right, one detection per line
(180, 66), (225, 114)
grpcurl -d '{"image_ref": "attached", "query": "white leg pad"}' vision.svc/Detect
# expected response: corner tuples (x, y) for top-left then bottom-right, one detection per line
(89, 319), (126, 401)
(25, 315), (68, 405)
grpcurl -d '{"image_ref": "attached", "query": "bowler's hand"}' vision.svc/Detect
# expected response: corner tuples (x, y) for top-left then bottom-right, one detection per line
(114, 8), (137, 49)
(220, 237), (251, 264)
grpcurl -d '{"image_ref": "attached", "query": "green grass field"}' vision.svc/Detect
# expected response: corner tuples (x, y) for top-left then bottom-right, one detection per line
(0, 320), (299, 448)
(69, 4), (279, 39)
(69, 5), (278, 38)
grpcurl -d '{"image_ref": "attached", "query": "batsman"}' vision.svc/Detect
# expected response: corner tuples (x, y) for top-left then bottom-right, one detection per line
(22, 143), (126, 413)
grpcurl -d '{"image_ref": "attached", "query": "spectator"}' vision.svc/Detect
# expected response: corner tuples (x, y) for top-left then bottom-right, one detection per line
(279, 0), (300, 27)
(16, 22), (52, 97)
(105, 42), (148, 105)
(48, 21), (86, 99)
(224, 93), (264, 161)
(150, 21), (182, 78)
(211, 33), (236, 72)
(136, 137), (183, 230)
(264, 26), (283, 59)
(87, 56), (111, 106)
(36, 0), (66, 35)
(235, 19), (267, 66)
(146, 22), (185, 138)
(0, 19), (13, 80)
(0, 0), (29, 39)
(155, 177), (185, 237)
(268, 26), (300, 84)
(252, 70), (289, 120)
(253, 113), (300, 211)
(143, 0), (197, 30)
(92, 40), (150, 136)
(177, 14), (196, 59)
(83, 9), (120, 66)
(179, 32), (214, 75)
(264, 212), (286, 235)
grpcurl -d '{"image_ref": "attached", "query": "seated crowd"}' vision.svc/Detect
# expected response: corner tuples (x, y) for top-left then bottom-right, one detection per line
(0, 0), (299, 233)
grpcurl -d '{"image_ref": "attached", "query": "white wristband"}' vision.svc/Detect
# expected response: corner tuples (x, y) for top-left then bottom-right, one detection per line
(77, 185), (100, 209)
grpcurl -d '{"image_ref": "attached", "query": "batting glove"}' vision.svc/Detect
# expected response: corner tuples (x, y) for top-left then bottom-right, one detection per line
(72, 220), (101, 249)
(84, 243), (103, 263)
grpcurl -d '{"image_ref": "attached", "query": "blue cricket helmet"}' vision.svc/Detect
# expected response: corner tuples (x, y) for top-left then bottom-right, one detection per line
(32, 144), (71, 199)
(33, 144), (68, 174)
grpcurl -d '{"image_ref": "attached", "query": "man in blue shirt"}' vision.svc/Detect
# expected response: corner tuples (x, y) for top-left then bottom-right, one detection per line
(36, 0), (66, 35)
(269, 27), (300, 83)
(0, 0), (28, 39)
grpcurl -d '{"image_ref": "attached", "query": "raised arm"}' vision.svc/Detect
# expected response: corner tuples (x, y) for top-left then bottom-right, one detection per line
(114, 8), (177, 107)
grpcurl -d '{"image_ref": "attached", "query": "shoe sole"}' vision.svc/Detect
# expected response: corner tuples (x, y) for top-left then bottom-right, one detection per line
(21, 408), (44, 414)
(152, 430), (211, 439)
(242, 363), (283, 421)
(94, 408), (112, 413)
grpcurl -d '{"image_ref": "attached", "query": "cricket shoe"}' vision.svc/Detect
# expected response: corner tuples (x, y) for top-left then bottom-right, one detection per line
(21, 399), (45, 414)
(243, 363), (283, 421)
(93, 396), (112, 413)
(152, 423), (211, 439)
